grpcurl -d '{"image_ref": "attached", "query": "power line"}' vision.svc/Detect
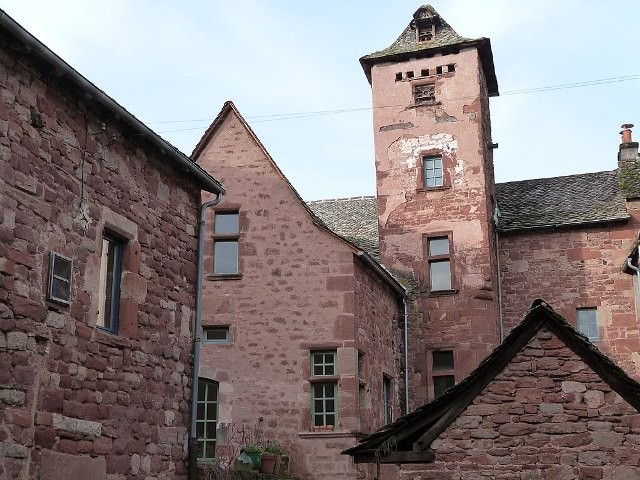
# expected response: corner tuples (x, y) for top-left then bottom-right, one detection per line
(154, 73), (640, 134)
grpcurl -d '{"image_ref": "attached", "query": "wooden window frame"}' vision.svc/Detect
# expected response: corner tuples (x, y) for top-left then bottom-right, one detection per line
(310, 350), (338, 430)
(417, 152), (451, 191)
(212, 210), (240, 277)
(423, 232), (456, 295)
(196, 378), (219, 462)
(97, 232), (124, 334)
(428, 349), (456, 400)
(47, 251), (72, 305)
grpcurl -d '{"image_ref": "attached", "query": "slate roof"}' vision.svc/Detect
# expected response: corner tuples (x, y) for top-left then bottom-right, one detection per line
(343, 300), (640, 460)
(309, 171), (630, 250)
(362, 5), (471, 61)
(495, 170), (630, 232)
(359, 5), (498, 95)
(307, 197), (379, 260)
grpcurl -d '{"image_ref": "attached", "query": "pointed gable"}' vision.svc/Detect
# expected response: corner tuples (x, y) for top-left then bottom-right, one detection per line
(344, 300), (640, 468)
(360, 4), (498, 95)
(193, 101), (404, 295)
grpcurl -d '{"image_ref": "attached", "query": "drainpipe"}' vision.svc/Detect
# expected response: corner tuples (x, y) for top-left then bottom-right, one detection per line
(189, 194), (223, 480)
(403, 298), (410, 414)
(627, 257), (640, 316)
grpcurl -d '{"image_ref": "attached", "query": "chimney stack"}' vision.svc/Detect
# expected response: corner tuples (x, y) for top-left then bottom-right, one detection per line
(618, 123), (640, 199)
(621, 124), (634, 143)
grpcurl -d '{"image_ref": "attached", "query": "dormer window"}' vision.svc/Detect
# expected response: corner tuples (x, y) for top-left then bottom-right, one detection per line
(417, 24), (435, 42)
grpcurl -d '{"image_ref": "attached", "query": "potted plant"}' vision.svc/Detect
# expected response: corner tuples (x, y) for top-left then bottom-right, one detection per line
(240, 444), (263, 471)
(261, 441), (287, 474)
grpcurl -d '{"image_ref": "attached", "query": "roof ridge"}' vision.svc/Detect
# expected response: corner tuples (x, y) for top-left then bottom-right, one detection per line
(307, 195), (376, 203)
(496, 169), (616, 187)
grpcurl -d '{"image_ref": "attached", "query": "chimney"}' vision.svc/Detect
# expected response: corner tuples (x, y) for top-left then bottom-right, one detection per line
(618, 123), (640, 199)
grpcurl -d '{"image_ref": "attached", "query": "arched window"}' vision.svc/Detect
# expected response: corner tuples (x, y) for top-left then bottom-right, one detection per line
(197, 378), (219, 461)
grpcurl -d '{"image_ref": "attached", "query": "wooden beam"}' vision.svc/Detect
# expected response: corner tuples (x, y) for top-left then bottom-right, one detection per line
(353, 450), (436, 465)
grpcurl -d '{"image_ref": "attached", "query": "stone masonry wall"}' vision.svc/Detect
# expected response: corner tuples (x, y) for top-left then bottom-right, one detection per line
(353, 257), (401, 432)
(196, 109), (400, 480)
(499, 222), (640, 377)
(400, 327), (640, 479)
(0, 41), (201, 479)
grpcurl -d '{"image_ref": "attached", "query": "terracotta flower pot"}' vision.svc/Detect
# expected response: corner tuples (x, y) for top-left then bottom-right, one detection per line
(260, 453), (277, 474)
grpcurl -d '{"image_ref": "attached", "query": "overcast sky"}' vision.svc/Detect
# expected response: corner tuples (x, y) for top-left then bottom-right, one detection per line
(2, 1), (639, 200)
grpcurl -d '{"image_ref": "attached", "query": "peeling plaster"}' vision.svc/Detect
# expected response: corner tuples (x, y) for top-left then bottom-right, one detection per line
(389, 133), (457, 170)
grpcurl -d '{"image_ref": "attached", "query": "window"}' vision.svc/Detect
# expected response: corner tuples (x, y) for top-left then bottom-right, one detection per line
(577, 308), (599, 341)
(213, 211), (239, 275)
(196, 379), (219, 462)
(311, 350), (337, 429)
(426, 235), (452, 292)
(423, 156), (443, 188)
(432, 350), (455, 399)
(97, 233), (123, 333)
(414, 84), (436, 104)
(203, 326), (230, 344)
(48, 252), (72, 305)
(383, 376), (392, 424)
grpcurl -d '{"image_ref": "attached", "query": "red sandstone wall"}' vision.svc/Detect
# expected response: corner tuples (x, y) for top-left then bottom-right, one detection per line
(499, 222), (640, 376)
(370, 48), (500, 407)
(401, 327), (640, 479)
(0, 44), (201, 478)
(195, 110), (399, 480)
(353, 258), (401, 433)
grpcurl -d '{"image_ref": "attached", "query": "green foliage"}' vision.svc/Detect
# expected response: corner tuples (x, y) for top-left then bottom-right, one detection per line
(619, 161), (640, 199)
(241, 444), (263, 455)
(264, 441), (287, 455)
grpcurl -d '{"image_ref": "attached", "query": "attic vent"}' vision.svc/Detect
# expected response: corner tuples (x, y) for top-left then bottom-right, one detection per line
(414, 84), (436, 105)
(417, 24), (435, 42)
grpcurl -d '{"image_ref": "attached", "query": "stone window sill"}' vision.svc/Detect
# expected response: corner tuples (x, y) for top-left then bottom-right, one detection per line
(416, 185), (451, 193)
(207, 274), (242, 281)
(423, 288), (458, 297)
(298, 431), (354, 439)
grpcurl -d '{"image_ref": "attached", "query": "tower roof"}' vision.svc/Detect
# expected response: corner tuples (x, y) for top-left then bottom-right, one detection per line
(360, 5), (498, 96)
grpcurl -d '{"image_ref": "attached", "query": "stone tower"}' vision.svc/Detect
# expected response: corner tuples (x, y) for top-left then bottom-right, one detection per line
(361, 5), (501, 409)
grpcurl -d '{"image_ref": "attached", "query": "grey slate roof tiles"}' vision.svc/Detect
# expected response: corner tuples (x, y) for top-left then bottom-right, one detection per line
(306, 196), (379, 260)
(495, 170), (629, 232)
(308, 171), (629, 255)
(361, 5), (472, 61)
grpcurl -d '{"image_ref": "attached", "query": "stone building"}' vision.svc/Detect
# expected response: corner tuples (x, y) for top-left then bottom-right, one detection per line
(0, 10), (223, 480)
(345, 300), (640, 479)
(193, 102), (405, 479)
(196, 4), (640, 479)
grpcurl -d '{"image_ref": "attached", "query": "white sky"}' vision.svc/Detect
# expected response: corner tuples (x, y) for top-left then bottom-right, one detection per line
(2, 1), (639, 200)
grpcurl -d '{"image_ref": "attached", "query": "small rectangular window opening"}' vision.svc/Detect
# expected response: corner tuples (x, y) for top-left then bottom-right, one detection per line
(203, 326), (230, 344)
(436, 66), (443, 75)
(97, 233), (124, 333)
(310, 350), (338, 429)
(447, 64), (456, 73)
(423, 155), (443, 188)
(196, 379), (219, 461)
(420, 69), (429, 77)
(383, 376), (392, 424)
(426, 235), (452, 292)
(213, 211), (240, 275)
(577, 308), (599, 341)
(432, 350), (455, 399)
(406, 71), (414, 79)
(395, 72), (403, 81)
(48, 252), (72, 305)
